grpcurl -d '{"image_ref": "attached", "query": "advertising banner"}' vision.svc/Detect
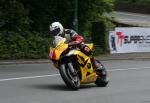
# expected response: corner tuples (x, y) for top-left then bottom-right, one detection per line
(109, 27), (150, 53)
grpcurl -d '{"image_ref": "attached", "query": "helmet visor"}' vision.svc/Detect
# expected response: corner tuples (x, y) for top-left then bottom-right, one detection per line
(50, 28), (60, 36)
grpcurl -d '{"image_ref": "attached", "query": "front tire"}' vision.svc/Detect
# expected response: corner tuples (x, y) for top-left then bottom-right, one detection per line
(59, 63), (80, 90)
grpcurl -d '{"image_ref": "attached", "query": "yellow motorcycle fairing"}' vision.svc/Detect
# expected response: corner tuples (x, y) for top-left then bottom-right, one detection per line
(67, 49), (98, 84)
(80, 58), (98, 84)
(86, 43), (93, 50)
(49, 38), (68, 61)
(50, 38), (97, 84)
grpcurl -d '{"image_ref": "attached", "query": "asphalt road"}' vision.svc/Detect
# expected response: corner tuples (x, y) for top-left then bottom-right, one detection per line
(115, 11), (150, 27)
(0, 60), (150, 103)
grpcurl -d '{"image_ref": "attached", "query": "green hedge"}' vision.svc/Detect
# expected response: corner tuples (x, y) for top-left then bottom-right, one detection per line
(116, 0), (150, 4)
(0, 31), (49, 59)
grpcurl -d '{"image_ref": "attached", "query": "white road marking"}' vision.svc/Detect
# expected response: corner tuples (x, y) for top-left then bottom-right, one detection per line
(108, 67), (150, 72)
(0, 74), (59, 82)
(0, 67), (150, 82)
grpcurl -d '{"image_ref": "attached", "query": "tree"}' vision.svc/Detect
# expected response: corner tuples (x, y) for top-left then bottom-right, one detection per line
(19, 0), (114, 33)
(79, 0), (114, 32)
(19, 0), (74, 32)
(0, 0), (114, 59)
(0, 0), (30, 32)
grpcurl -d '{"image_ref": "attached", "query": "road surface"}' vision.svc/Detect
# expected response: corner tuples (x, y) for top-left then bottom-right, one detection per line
(0, 60), (150, 103)
(115, 11), (150, 27)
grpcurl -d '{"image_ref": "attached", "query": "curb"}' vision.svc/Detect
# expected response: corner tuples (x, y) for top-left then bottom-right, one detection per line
(0, 57), (150, 65)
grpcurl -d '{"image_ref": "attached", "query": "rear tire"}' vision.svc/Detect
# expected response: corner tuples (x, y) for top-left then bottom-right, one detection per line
(95, 63), (109, 87)
(59, 63), (80, 90)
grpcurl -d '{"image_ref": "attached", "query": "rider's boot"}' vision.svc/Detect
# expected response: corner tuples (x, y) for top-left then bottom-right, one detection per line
(91, 57), (107, 76)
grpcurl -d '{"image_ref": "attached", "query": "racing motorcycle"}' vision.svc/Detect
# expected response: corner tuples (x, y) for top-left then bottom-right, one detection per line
(49, 36), (108, 90)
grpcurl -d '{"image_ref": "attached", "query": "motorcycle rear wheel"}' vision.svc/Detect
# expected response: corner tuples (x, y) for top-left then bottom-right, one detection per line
(59, 63), (80, 90)
(95, 63), (109, 87)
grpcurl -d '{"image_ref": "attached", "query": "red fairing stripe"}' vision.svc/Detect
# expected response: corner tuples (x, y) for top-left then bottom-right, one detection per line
(49, 49), (56, 59)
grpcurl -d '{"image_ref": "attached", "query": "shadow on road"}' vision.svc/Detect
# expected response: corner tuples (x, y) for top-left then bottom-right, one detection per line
(27, 84), (70, 91)
(27, 83), (99, 91)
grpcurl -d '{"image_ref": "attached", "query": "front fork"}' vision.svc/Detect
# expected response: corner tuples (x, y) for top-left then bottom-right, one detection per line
(68, 63), (77, 76)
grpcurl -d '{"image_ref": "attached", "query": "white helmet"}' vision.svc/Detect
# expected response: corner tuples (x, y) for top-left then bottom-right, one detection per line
(49, 22), (64, 36)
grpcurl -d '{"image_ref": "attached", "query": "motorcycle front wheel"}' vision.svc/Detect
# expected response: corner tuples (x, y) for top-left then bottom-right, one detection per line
(59, 62), (80, 90)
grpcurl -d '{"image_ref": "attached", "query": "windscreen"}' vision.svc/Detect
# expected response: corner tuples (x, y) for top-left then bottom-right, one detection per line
(53, 36), (63, 47)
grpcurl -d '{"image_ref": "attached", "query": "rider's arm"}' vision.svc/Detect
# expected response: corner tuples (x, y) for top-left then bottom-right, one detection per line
(68, 35), (84, 46)
(65, 29), (78, 37)
(64, 29), (84, 46)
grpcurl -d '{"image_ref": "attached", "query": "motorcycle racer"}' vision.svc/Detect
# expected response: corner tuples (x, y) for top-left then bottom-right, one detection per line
(49, 22), (100, 70)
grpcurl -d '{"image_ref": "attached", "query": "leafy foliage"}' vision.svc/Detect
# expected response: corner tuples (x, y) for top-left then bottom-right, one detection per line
(0, 31), (49, 59)
(0, 0), (30, 32)
(0, 0), (114, 59)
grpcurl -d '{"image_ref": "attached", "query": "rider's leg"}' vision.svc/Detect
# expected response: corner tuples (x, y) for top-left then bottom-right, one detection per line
(90, 57), (100, 69)
(80, 44), (100, 69)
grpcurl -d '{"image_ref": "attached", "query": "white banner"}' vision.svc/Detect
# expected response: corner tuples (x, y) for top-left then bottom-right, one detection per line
(109, 27), (150, 53)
